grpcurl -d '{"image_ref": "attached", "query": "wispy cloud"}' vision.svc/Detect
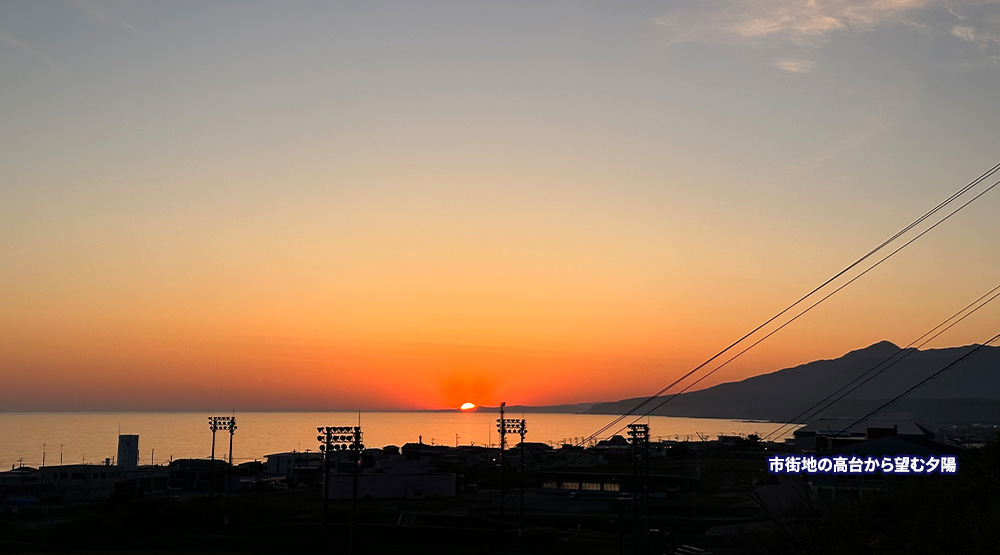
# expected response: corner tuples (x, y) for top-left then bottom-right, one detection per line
(951, 23), (1000, 47)
(654, 1), (1000, 72)
(69, 0), (142, 35)
(0, 30), (62, 73)
(654, 0), (941, 47)
(943, 4), (1000, 67)
(774, 58), (819, 73)
(782, 107), (902, 177)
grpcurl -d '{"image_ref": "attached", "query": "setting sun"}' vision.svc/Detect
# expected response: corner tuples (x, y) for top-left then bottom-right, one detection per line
(459, 402), (476, 410)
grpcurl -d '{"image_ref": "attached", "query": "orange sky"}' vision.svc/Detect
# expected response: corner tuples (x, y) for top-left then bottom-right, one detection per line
(2, 2), (1000, 411)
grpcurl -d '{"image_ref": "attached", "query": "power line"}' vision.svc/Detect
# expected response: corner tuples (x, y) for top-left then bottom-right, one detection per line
(542, 168), (1000, 466)
(566, 165), (1000, 450)
(469, 163), (1000, 516)
(622, 177), (1000, 428)
(834, 332), (1000, 436)
(568, 175), (1000, 457)
(762, 281), (1000, 441)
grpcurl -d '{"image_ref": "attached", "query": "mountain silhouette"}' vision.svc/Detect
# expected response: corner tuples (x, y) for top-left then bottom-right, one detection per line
(584, 342), (1000, 423)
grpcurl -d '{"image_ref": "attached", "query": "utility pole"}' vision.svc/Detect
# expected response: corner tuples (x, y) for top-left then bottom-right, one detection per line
(633, 439), (638, 554)
(518, 419), (527, 536)
(644, 435), (650, 555)
(351, 427), (362, 555)
(497, 402), (506, 531)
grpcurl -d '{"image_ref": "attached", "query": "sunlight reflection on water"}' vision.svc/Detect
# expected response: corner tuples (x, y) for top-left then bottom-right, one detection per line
(0, 411), (798, 467)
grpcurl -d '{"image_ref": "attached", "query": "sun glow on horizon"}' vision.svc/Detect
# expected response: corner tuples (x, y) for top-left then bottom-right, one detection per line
(460, 402), (476, 410)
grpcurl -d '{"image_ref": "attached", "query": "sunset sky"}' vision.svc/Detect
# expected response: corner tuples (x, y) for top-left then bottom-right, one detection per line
(2, 1), (1000, 411)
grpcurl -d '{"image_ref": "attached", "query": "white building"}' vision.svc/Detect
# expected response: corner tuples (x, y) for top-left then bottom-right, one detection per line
(117, 434), (139, 471)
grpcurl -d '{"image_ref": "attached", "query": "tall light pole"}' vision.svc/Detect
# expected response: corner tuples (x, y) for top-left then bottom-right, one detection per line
(208, 417), (220, 504)
(208, 416), (236, 511)
(497, 402), (506, 530)
(627, 423), (649, 555)
(225, 416), (237, 526)
(318, 425), (363, 555)
(496, 403), (526, 533)
(517, 419), (527, 535)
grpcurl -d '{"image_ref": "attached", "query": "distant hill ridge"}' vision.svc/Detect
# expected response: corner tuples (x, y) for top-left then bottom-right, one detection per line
(582, 341), (1000, 424)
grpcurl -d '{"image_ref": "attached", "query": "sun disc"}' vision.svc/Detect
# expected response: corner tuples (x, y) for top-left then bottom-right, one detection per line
(460, 402), (476, 410)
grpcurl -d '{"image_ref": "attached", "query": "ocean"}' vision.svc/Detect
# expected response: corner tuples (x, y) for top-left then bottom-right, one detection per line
(0, 411), (798, 469)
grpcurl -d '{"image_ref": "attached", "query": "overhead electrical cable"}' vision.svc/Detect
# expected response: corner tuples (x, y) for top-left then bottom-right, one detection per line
(762, 282), (1000, 441)
(578, 169), (1000, 448)
(524, 168), (1000, 480)
(620, 177), (1000, 427)
(833, 332), (1000, 436)
(571, 164), (1000, 448)
(469, 163), (1000, 517)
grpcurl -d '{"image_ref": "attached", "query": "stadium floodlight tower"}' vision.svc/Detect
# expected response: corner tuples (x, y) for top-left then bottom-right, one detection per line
(207, 416), (236, 522)
(317, 425), (363, 555)
(626, 423), (650, 555)
(207, 417), (230, 502)
(496, 403), (527, 531)
(515, 418), (527, 535)
(224, 417), (237, 525)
